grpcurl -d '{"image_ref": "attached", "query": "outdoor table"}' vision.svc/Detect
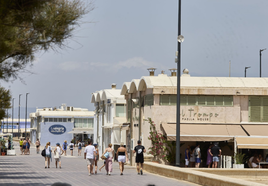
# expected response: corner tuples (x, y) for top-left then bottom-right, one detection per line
(258, 162), (268, 168)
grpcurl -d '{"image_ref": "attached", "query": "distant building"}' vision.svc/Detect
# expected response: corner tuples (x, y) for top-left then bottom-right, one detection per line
(0, 118), (31, 138)
(29, 104), (94, 146)
(91, 84), (127, 155)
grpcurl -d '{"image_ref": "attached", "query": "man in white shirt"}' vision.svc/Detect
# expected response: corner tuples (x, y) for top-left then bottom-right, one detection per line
(84, 139), (96, 176)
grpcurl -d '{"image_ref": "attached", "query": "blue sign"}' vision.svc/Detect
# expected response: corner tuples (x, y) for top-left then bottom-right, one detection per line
(48, 125), (66, 135)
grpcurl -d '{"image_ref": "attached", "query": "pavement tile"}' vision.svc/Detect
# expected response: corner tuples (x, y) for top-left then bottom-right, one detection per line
(0, 143), (198, 186)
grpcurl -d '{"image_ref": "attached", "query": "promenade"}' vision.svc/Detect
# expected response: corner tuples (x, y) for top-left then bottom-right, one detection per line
(0, 143), (198, 186)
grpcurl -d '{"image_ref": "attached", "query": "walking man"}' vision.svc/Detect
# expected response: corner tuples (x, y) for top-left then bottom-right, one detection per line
(84, 139), (96, 176)
(36, 138), (40, 154)
(194, 144), (201, 168)
(185, 145), (190, 167)
(133, 140), (146, 175)
(211, 142), (221, 168)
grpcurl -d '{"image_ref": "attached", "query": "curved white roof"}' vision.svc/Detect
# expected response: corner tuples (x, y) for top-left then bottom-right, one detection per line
(129, 79), (140, 93)
(102, 89), (124, 100)
(91, 93), (98, 103)
(96, 91), (103, 102)
(121, 82), (131, 95)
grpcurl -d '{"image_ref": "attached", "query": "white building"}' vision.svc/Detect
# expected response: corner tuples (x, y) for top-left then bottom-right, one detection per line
(91, 84), (127, 155)
(30, 104), (94, 146)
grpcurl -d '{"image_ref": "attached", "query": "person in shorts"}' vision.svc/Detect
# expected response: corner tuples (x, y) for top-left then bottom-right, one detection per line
(53, 143), (64, 169)
(194, 144), (201, 168)
(84, 139), (96, 176)
(211, 142), (221, 168)
(185, 145), (190, 167)
(77, 140), (82, 156)
(93, 144), (99, 174)
(19, 138), (23, 155)
(116, 143), (128, 175)
(62, 140), (68, 156)
(133, 140), (146, 175)
(69, 140), (74, 156)
(36, 139), (40, 154)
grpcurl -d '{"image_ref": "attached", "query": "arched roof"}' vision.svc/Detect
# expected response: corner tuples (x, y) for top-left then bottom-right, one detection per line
(96, 91), (103, 102)
(120, 82), (131, 95)
(129, 79), (140, 93)
(102, 89), (124, 100)
(91, 93), (97, 103)
(138, 74), (176, 91)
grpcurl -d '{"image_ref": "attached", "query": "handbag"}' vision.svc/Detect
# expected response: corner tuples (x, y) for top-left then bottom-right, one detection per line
(101, 151), (109, 159)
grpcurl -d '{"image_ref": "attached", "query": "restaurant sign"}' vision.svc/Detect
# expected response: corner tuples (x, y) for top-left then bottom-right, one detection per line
(49, 125), (66, 135)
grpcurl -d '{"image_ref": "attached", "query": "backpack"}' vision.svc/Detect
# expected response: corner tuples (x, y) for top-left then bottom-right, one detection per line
(79, 143), (81, 148)
(63, 143), (67, 149)
(70, 144), (73, 149)
(41, 148), (46, 157)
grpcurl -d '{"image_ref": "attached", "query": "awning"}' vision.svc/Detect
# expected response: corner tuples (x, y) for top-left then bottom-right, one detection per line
(113, 117), (127, 125)
(161, 124), (247, 141)
(68, 129), (94, 134)
(1, 129), (31, 133)
(0, 133), (13, 137)
(242, 125), (268, 136)
(102, 124), (120, 129)
(236, 137), (268, 149)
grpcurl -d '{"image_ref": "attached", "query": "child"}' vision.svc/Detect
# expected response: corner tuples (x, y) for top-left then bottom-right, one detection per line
(99, 160), (106, 172)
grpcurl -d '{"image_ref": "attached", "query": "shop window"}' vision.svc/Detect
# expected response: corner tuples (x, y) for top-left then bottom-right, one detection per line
(160, 95), (177, 106)
(116, 104), (126, 117)
(249, 96), (268, 122)
(144, 94), (154, 106)
(44, 118), (48, 122)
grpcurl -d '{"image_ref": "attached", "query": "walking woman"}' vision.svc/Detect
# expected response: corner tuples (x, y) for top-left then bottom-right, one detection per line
(102, 143), (114, 176)
(93, 144), (99, 174)
(45, 142), (52, 168)
(207, 145), (213, 168)
(116, 143), (128, 175)
(54, 143), (64, 169)
(62, 140), (68, 156)
(36, 139), (40, 154)
(78, 140), (82, 156)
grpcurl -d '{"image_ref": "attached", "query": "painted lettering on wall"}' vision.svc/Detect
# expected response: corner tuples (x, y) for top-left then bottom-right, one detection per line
(181, 108), (219, 121)
(48, 125), (66, 135)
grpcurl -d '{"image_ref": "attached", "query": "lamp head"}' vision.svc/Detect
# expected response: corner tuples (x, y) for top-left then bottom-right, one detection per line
(245, 66), (251, 70)
(260, 48), (267, 52)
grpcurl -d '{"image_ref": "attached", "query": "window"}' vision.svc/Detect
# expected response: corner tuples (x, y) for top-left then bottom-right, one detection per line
(107, 104), (111, 123)
(58, 118), (63, 122)
(249, 96), (268, 122)
(68, 118), (72, 122)
(44, 118), (48, 122)
(74, 118), (94, 128)
(127, 99), (131, 122)
(63, 118), (67, 122)
(116, 104), (126, 117)
(160, 95), (233, 106)
(49, 118), (53, 122)
(144, 94), (154, 106)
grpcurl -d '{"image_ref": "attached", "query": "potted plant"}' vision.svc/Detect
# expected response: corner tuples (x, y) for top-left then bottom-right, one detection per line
(233, 152), (245, 168)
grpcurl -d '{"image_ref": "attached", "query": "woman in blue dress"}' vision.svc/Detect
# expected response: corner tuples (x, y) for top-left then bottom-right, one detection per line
(62, 140), (68, 156)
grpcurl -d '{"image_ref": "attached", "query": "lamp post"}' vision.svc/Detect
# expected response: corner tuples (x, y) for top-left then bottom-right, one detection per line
(6, 109), (8, 133)
(12, 98), (15, 136)
(245, 67), (251, 77)
(176, 0), (184, 167)
(25, 93), (29, 138)
(18, 94), (22, 138)
(260, 48), (266, 77)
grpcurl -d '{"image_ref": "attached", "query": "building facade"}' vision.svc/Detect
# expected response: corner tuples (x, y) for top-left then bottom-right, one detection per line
(30, 104), (94, 146)
(121, 69), (268, 165)
(91, 84), (127, 155)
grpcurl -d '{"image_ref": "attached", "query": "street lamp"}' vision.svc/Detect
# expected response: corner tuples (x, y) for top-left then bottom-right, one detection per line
(12, 98), (15, 136)
(245, 66), (251, 77)
(6, 109), (8, 134)
(260, 48), (266, 77)
(176, 0), (183, 167)
(25, 93), (29, 138)
(18, 94), (22, 138)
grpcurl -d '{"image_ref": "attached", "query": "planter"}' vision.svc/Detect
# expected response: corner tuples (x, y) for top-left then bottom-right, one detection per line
(7, 149), (16, 156)
(233, 164), (244, 168)
(1, 152), (6, 156)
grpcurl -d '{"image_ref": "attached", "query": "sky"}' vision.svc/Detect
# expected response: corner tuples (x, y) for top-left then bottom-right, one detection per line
(1, 0), (268, 115)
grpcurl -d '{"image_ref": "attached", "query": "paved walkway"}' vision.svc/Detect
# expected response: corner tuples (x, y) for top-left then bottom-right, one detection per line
(0, 143), (198, 186)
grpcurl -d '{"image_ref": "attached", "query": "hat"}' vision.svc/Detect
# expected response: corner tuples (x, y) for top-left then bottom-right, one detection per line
(93, 143), (98, 147)
(56, 143), (60, 146)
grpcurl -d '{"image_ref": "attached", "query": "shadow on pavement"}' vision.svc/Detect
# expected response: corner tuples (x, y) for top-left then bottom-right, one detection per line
(0, 184), (50, 186)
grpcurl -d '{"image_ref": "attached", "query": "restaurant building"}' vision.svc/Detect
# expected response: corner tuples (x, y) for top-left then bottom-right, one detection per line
(121, 69), (268, 165)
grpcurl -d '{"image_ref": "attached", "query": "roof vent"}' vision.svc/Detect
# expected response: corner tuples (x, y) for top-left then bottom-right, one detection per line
(183, 69), (189, 74)
(111, 83), (116, 89)
(169, 68), (177, 76)
(147, 68), (156, 76)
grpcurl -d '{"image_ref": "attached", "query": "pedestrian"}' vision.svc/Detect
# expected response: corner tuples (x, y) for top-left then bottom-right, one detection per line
(62, 140), (68, 156)
(54, 143), (64, 169)
(190, 149), (195, 167)
(116, 142), (128, 175)
(84, 139), (96, 176)
(93, 144), (99, 174)
(194, 144), (201, 168)
(36, 138), (40, 154)
(185, 145), (190, 167)
(99, 160), (106, 172)
(77, 140), (82, 156)
(45, 142), (52, 168)
(69, 140), (74, 156)
(22, 138), (27, 155)
(211, 142), (221, 168)
(133, 140), (146, 175)
(207, 144), (213, 168)
(19, 138), (23, 155)
(102, 143), (114, 176)
(26, 138), (31, 155)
